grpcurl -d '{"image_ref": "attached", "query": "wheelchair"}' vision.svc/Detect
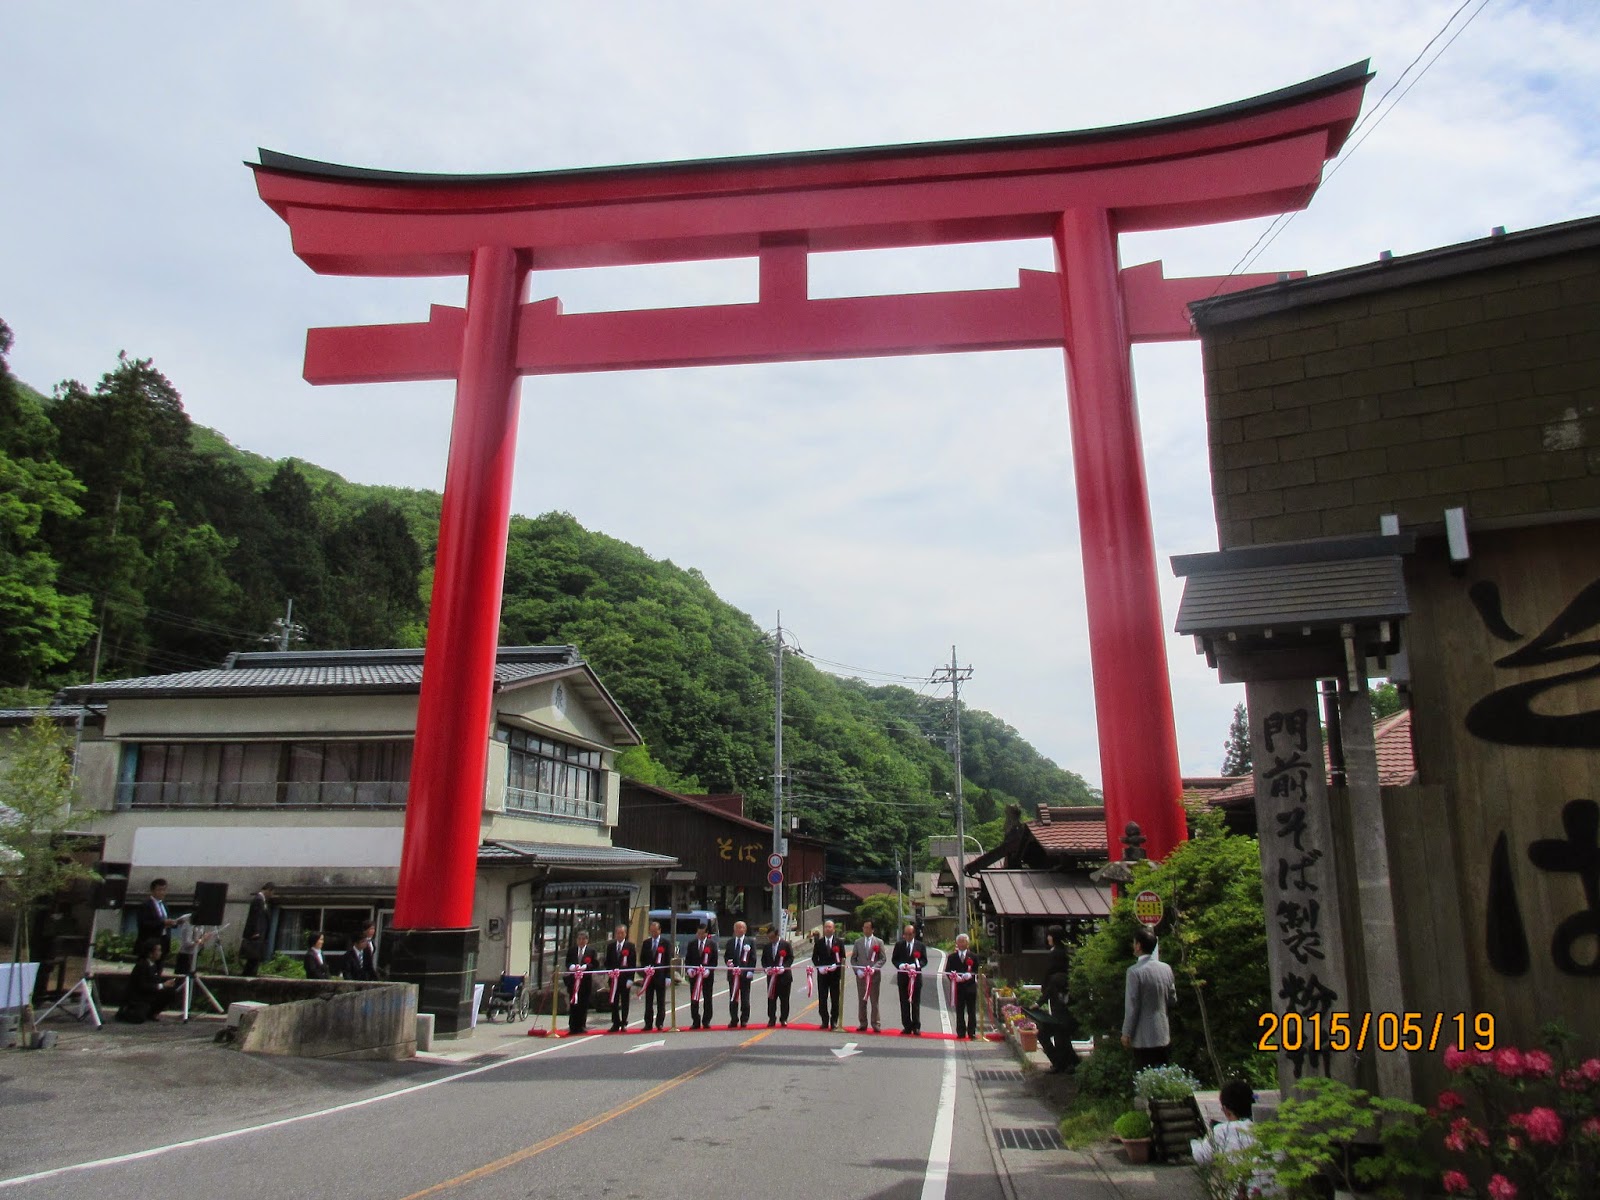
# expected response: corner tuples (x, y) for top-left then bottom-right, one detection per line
(482, 973), (529, 1022)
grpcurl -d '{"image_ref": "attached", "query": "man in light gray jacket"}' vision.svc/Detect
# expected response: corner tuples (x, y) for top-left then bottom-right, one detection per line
(851, 918), (888, 1033)
(1121, 926), (1177, 1069)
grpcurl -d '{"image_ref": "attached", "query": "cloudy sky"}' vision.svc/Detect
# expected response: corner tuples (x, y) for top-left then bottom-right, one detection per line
(3, 2), (1597, 787)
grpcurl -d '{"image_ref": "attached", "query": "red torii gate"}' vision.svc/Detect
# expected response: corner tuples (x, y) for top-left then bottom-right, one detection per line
(253, 63), (1369, 1022)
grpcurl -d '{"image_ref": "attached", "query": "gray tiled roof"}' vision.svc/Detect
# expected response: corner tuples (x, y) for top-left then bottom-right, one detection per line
(478, 840), (678, 869)
(59, 647), (581, 699)
(1174, 556), (1409, 636)
(0, 705), (103, 725)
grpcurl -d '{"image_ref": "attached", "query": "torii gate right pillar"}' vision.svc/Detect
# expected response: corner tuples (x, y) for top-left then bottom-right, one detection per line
(1055, 207), (1185, 857)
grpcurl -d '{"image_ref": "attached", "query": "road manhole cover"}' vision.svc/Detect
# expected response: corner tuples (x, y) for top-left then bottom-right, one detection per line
(994, 1126), (1065, 1151)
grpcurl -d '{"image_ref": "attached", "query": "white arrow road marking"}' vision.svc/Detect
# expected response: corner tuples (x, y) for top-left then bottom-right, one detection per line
(831, 1042), (863, 1059)
(624, 1039), (667, 1054)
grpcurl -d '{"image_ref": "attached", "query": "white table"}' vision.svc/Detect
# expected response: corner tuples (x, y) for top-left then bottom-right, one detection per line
(0, 962), (40, 1011)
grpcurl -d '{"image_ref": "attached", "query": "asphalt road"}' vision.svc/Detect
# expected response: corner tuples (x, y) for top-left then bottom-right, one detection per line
(4, 953), (1010, 1200)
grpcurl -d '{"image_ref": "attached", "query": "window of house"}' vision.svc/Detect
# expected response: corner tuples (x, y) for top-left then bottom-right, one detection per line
(274, 906), (378, 958)
(501, 727), (602, 823)
(121, 741), (412, 808)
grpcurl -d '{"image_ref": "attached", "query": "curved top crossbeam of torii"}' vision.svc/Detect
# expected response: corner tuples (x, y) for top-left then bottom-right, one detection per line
(251, 62), (1370, 935)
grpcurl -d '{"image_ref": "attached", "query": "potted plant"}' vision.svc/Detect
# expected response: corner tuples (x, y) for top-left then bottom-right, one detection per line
(1114, 1110), (1153, 1164)
(1133, 1065), (1206, 1162)
(1017, 1019), (1039, 1053)
(1249, 1075), (1428, 1199)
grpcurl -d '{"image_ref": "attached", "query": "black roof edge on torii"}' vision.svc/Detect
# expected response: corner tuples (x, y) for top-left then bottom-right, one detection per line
(251, 60), (1372, 187)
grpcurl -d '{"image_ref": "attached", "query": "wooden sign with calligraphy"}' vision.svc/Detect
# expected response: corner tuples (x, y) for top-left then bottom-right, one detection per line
(1245, 678), (1356, 1089)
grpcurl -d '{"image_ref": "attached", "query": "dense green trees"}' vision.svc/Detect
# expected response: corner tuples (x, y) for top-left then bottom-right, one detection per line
(0, 326), (425, 689)
(1, 322), (1098, 872)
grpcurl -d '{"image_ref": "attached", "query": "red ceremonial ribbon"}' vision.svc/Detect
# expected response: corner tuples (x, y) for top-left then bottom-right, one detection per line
(608, 968), (620, 1004)
(805, 966), (815, 998)
(568, 964), (587, 1007)
(691, 965), (707, 1002)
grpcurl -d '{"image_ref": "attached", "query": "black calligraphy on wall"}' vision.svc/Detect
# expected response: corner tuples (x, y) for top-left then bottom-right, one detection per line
(1262, 706), (1336, 1077)
(1486, 803), (1600, 978)
(1465, 578), (1600, 748)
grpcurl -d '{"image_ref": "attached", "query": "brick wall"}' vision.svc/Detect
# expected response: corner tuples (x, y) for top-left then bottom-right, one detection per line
(1202, 245), (1600, 548)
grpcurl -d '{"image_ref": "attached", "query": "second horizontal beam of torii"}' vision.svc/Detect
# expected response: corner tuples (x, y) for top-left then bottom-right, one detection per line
(302, 260), (1295, 385)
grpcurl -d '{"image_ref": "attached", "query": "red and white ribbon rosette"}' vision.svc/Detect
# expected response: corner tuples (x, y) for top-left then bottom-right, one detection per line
(608, 968), (621, 1004)
(690, 965), (709, 1002)
(567, 964), (587, 1007)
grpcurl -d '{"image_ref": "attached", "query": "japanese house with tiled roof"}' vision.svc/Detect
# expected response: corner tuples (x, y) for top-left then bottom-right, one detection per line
(60, 646), (677, 992)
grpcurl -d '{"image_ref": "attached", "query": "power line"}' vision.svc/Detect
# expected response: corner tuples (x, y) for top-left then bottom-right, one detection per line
(1219, 0), (1495, 285)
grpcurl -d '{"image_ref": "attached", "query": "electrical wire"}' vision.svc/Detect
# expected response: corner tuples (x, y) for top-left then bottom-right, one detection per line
(1217, 0), (1495, 287)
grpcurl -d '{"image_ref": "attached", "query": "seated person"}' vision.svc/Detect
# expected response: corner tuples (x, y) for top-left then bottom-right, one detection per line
(1191, 1080), (1268, 1195)
(117, 939), (182, 1024)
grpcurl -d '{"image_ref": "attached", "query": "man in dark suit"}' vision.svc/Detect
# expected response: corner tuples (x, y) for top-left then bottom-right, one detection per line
(638, 919), (671, 1032)
(811, 920), (846, 1031)
(947, 932), (980, 1040)
(724, 921), (756, 1029)
(762, 925), (793, 1027)
(342, 934), (379, 981)
(891, 922), (928, 1035)
(604, 923), (636, 1032)
(565, 929), (599, 1034)
(682, 920), (718, 1029)
(136, 878), (178, 961)
(239, 883), (274, 977)
(116, 939), (181, 1024)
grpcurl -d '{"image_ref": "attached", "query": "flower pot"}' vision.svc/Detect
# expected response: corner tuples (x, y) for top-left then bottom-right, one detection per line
(1122, 1137), (1151, 1165)
(1019, 1029), (1038, 1053)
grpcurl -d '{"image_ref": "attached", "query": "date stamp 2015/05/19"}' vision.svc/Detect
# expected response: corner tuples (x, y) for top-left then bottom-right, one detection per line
(1257, 1011), (1495, 1054)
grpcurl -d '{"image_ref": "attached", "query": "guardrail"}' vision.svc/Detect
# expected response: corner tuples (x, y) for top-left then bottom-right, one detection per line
(504, 787), (603, 824)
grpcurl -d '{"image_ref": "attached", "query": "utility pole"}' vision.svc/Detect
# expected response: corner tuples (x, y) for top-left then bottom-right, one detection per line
(772, 612), (785, 937)
(895, 850), (903, 933)
(932, 646), (974, 936)
(263, 599), (307, 652)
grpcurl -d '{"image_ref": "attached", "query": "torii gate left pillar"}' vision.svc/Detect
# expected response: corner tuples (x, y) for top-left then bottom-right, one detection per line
(253, 62), (1369, 1031)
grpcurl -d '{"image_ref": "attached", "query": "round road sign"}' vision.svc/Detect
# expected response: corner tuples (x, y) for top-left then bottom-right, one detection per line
(767, 868), (784, 887)
(1134, 889), (1163, 928)
(766, 852), (783, 870)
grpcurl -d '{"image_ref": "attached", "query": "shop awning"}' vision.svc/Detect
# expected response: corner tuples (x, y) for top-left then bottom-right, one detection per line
(978, 870), (1111, 919)
(477, 840), (678, 870)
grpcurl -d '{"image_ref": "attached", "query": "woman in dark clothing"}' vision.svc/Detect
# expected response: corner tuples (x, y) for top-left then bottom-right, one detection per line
(304, 931), (331, 980)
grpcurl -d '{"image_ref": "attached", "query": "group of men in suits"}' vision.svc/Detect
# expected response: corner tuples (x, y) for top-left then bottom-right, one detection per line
(561, 917), (944, 1036)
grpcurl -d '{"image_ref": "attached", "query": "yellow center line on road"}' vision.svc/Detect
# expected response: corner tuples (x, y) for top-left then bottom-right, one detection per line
(396, 1027), (777, 1199)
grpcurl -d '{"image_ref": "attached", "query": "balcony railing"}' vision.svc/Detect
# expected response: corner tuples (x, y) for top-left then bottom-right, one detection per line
(119, 780), (408, 809)
(504, 787), (604, 825)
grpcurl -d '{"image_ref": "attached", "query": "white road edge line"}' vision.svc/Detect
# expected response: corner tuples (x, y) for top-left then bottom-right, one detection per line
(0, 1031), (592, 1190)
(3, 957), (823, 1188)
(920, 948), (958, 1200)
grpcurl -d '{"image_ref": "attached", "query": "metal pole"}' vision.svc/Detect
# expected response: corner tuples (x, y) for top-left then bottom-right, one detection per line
(772, 613), (784, 935)
(951, 646), (969, 938)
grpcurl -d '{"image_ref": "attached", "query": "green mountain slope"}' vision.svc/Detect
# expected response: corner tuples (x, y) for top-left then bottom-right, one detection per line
(2, 327), (1098, 872)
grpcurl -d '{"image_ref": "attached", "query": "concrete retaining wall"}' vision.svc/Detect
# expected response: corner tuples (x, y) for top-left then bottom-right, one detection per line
(232, 982), (417, 1061)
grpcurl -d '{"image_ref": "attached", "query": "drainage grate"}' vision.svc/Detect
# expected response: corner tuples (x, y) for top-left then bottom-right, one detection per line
(994, 1126), (1065, 1151)
(975, 1068), (1024, 1083)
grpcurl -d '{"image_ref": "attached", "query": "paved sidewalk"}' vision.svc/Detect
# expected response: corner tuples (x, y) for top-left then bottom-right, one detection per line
(966, 1037), (1205, 1200)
